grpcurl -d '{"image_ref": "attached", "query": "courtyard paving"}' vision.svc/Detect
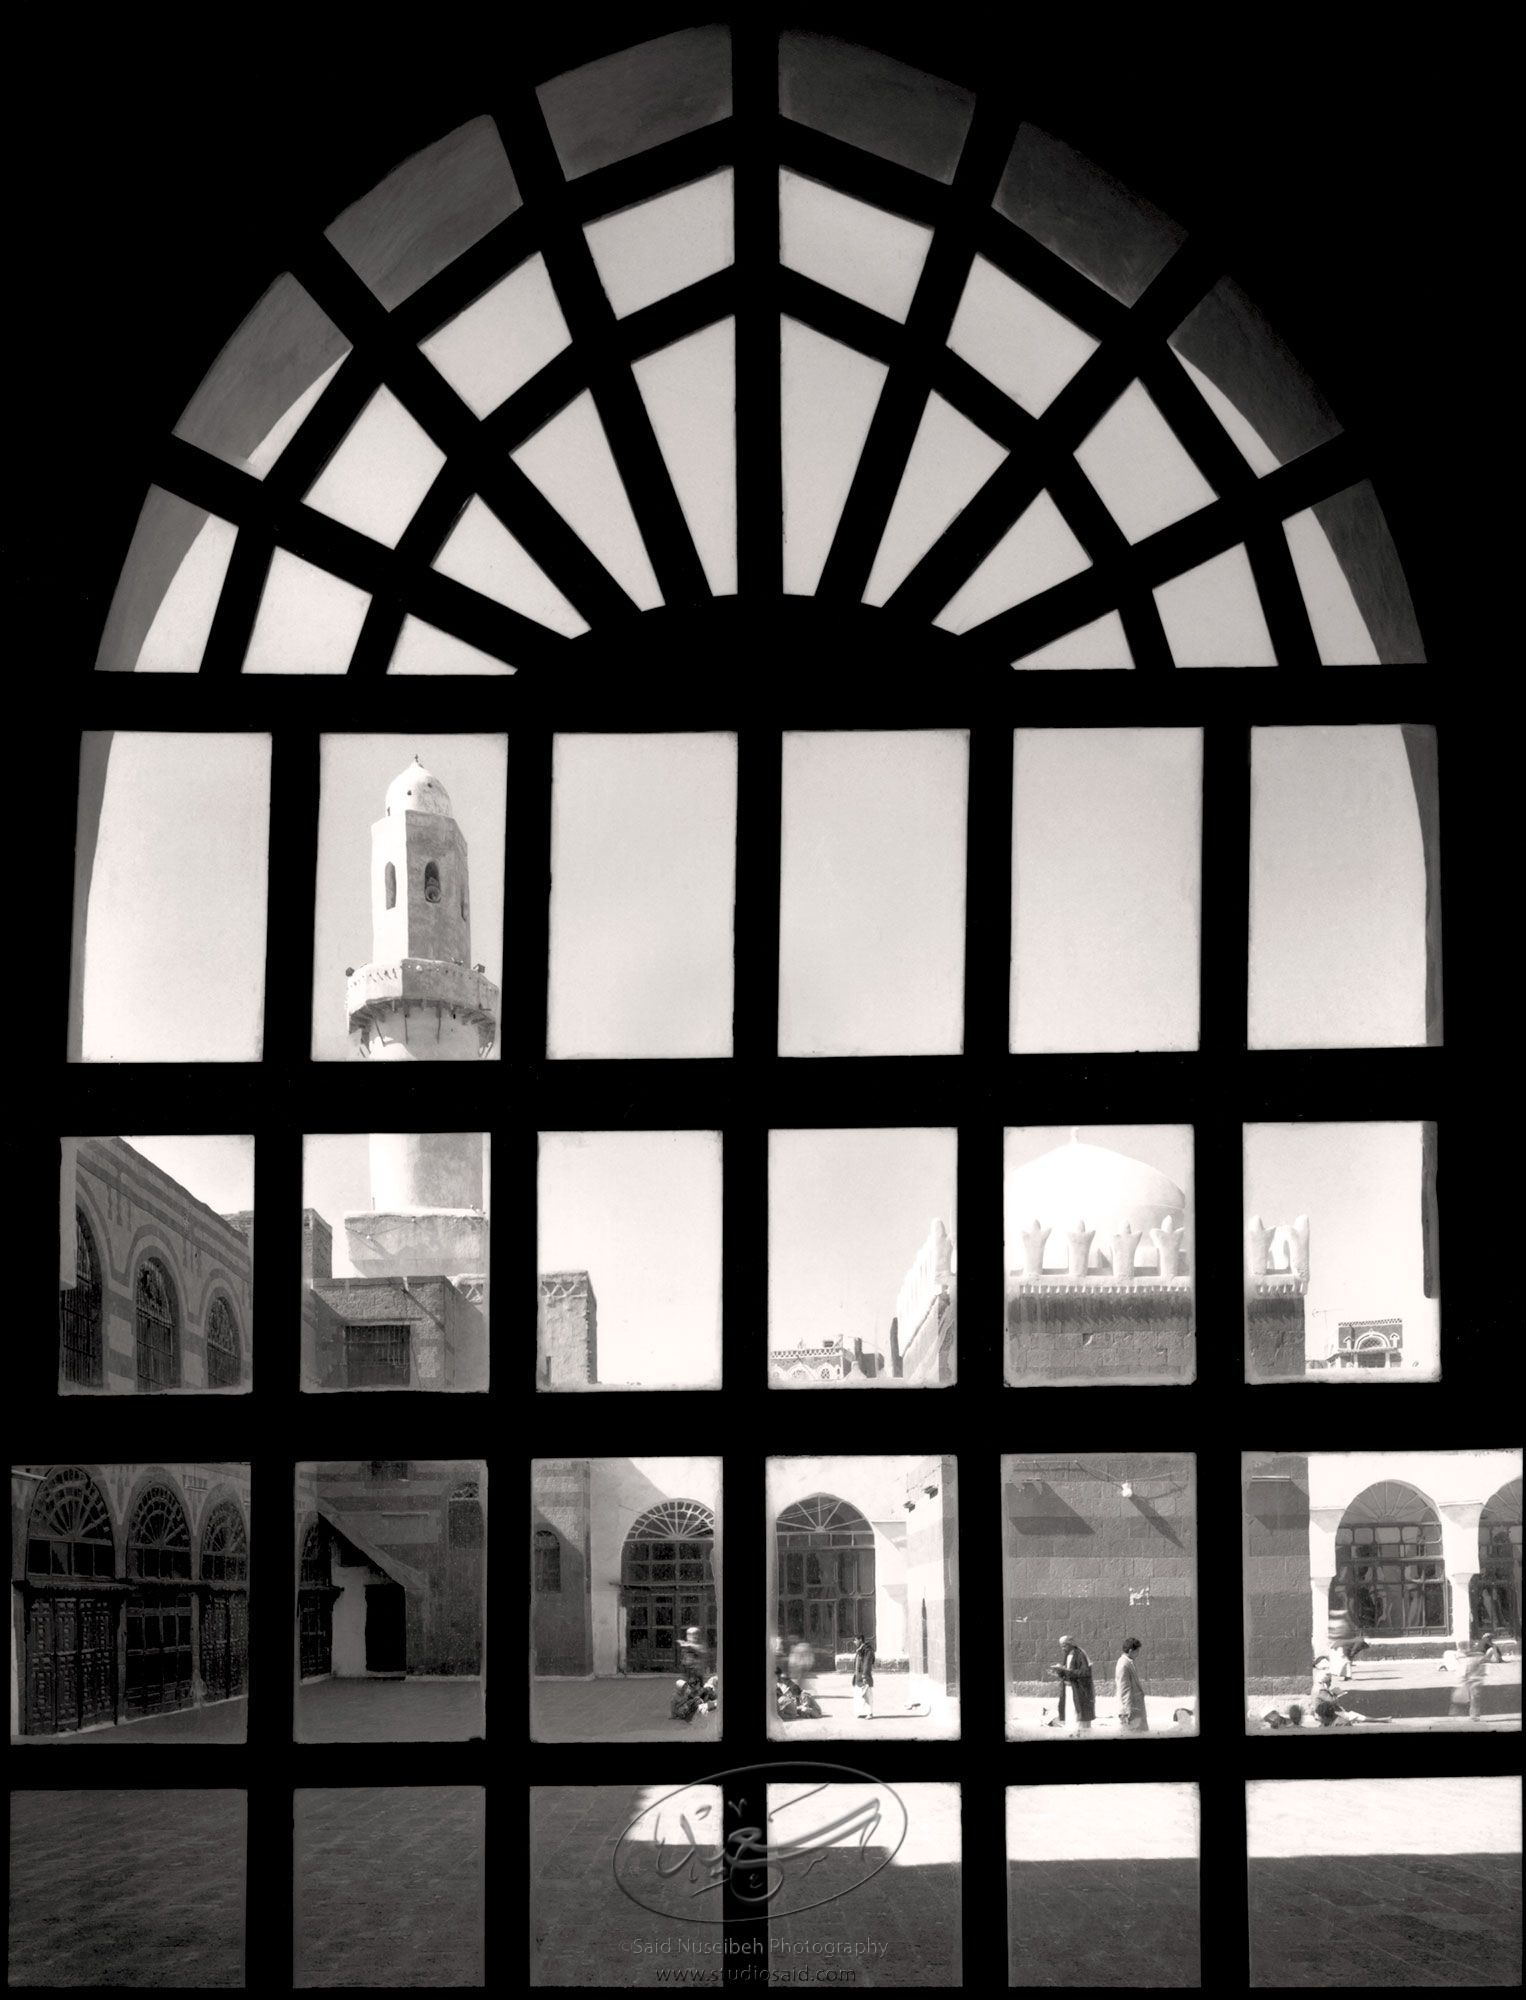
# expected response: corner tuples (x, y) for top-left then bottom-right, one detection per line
(774, 1673), (961, 1738)
(533, 1676), (720, 1742)
(295, 1786), (484, 1988)
(1009, 1857), (1201, 1986)
(1007, 1689), (1197, 1738)
(297, 1676), (484, 1742)
(1249, 1851), (1520, 1985)
(9, 1788), (246, 1987)
(13, 1695), (247, 1745)
(1246, 1658), (1521, 1732)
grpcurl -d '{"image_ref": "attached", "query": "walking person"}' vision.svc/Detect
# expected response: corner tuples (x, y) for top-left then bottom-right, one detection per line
(851, 1631), (875, 1718)
(1116, 1635), (1150, 1733)
(1053, 1634), (1095, 1732)
(1450, 1641), (1488, 1721)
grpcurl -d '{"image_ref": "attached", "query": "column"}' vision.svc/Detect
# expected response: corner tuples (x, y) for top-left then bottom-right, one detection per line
(1309, 1508), (1343, 1654)
(1441, 1502), (1484, 1644)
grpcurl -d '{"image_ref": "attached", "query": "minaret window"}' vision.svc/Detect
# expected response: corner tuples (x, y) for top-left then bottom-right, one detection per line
(385, 861), (396, 909)
(424, 861), (441, 904)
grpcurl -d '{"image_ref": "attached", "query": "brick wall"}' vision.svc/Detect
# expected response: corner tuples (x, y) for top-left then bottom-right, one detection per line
(1242, 1452), (1313, 1688)
(1006, 1292), (1194, 1382)
(1002, 1454), (1197, 1692)
(533, 1460), (593, 1675)
(1247, 1294), (1306, 1380)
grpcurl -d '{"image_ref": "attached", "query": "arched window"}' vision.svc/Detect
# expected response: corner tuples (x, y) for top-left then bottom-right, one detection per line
(300, 1519), (330, 1588)
(1331, 1481), (1447, 1636)
(60, 1210), (103, 1387)
(621, 1501), (716, 1672)
(776, 1493), (876, 1659)
(127, 1484), (192, 1580)
(449, 1481), (484, 1548)
(134, 1259), (179, 1391)
(27, 1466), (115, 1579)
(201, 1499), (249, 1585)
(385, 860), (397, 909)
(205, 1294), (240, 1388)
(534, 1526), (561, 1593)
(1475, 1480), (1523, 1640)
(424, 860), (441, 903)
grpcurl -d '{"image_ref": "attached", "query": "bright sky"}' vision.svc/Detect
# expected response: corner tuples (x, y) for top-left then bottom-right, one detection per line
(1247, 1778), (1519, 1858)
(121, 1134), (254, 1215)
(779, 731), (967, 1056)
(311, 734), (507, 1061)
(1012, 729), (1201, 1052)
(769, 1128), (956, 1356)
(1250, 725), (1428, 1048)
(1007, 1783), (1198, 1862)
(538, 1131), (722, 1386)
(548, 734), (737, 1059)
(1244, 1122), (1438, 1373)
(81, 733), (271, 1061)
(1004, 1125), (1192, 1252)
(304, 1132), (489, 1279)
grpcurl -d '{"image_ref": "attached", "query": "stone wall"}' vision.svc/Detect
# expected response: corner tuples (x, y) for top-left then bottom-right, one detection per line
(1002, 1453), (1197, 1693)
(313, 1461), (483, 1676)
(1242, 1453), (1313, 1689)
(1246, 1292), (1307, 1380)
(538, 1274), (598, 1387)
(532, 1460), (593, 1676)
(307, 1275), (487, 1390)
(1006, 1288), (1194, 1382)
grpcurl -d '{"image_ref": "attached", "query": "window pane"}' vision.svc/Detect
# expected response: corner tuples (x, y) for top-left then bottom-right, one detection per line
(419, 255), (570, 419)
(1154, 546), (1277, 668)
(1243, 1122), (1440, 1383)
(1074, 382), (1217, 544)
(780, 170), (932, 323)
(632, 321), (736, 596)
(388, 618), (514, 677)
(98, 491), (240, 674)
(585, 171), (734, 319)
(779, 731), (967, 1056)
(781, 321), (887, 595)
(863, 393), (1005, 607)
(432, 496), (589, 637)
(1282, 507), (1382, 666)
(932, 490), (1090, 635)
(1249, 725), (1437, 1048)
(948, 258), (1098, 417)
(1013, 611), (1132, 670)
(304, 388), (446, 549)
(243, 551), (371, 676)
(311, 735), (506, 1063)
(513, 393), (663, 610)
(326, 117), (521, 311)
(73, 733), (271, 1063)
(770, 1128), (957, 1388)
(1012, 728), (1201, 1052)
(548, 734), (736, 1058)
(537, 1130), (723, 1388)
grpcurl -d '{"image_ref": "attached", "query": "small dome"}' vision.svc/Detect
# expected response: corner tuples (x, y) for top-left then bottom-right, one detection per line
(1009, 1131), (1185, 1222)
(385, 757), (452, 818)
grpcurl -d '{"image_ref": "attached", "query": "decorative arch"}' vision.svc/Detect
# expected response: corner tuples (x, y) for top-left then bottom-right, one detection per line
(60, 1209), (104, 1387)
(26, 1466), (115, 1578)
(201, 1498), (249, 1584)
(1475, 1479), (1523, 1641)
(626, 1498), (715, 1542)
(777, 1494), (874, 1539)
(134, 1255), (181, 1391)
(200, 1496), (250, 1700)
(1331, 1480), (1447, 1637)
(777, 1491), (876, 1659)
(621, 1498), (716, 1673)
(205, 1292), (241, 1388)
(127, 1482), (193, 1580)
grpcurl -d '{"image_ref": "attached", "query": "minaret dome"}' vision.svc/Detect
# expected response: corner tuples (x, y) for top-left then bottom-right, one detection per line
(385, 758), (452, 818)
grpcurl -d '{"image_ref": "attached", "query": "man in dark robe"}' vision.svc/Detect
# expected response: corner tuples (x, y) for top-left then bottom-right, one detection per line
(1055, 1634), (1095, 1730)
(851, 1632), (876, 1717)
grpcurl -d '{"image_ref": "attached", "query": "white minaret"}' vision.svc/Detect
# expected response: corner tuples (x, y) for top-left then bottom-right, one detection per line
(346, 757), (499, 1062)
(343, 1132), (488, 1301)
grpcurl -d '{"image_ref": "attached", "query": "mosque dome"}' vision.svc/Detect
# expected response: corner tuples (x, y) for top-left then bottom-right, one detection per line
(385, 757), (452, 818)
(1009, 1131), (1187, 1274)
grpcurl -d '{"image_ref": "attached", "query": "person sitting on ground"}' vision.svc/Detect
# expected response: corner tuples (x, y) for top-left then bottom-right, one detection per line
(1478, 1630), (1505, 1663)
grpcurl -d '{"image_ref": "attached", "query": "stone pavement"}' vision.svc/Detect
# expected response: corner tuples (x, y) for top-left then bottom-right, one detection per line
(774, 1673), (960, 1739)
(1246, 1657), (1521, 1732)
(1009, 1857), (1201, 1986)
(9, 1789), (246, 1987)
(1007, 1689), (1197, 1738)
(13, 1695), (247, 1745)
(297, 1675), (484, 1741)
(1249, 1852), (1520, 1985)
(295, 1786), (484, 1988)
(532, 1676), (721, 1742)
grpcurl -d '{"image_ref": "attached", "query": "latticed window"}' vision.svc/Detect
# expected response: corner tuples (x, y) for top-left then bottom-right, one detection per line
(201, 1499), (249, 1585)
(206, 1295), (240, 1387)
(622, 1501), (715, 1587)
(776, 1493), (877, 1654)
(450, 1482), (484, 1548)
(27, 1465), (115, 1579)
(127, 1485), (193, 1581)
(347, 1323), (411, 1386)
(1333, 1482), (1447, 1635)
(534, 1527), (561, 1593)
(60, 1211), (104, 1386)
(134, 1258), (179, 1391)
(776, 1494), (877, 1547)
(300, 1520), (330, 1587)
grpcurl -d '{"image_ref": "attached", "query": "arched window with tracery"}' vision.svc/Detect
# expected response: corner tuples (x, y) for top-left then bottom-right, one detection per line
(128, 1484), (193, 1579)
(27, 1466), (115, 1580)
(1331, 1481), (1447, 1636)
(205, 1294), (241, 1388)
(60, 1211), (103, 1387)
(134, 1258), (180, 1391)
(201, 1499), (249, 1585)
(776, 1493), (876, 1659)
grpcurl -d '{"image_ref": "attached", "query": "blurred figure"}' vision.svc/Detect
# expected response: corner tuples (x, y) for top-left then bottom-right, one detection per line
(851, 1631), (876, 1718)
(1450, 1640), (1488, 1720)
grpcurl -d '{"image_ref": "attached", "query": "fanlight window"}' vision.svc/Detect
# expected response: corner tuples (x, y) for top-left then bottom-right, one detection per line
(627, 1500), (715, 1542)
(60, 1211), (104, 1386)
(201, 1499), (249, 1585)
(99, 32), (1421, 678)
(206, 1295), (240, 1387)
(27, 1465), (115, 1579)
(128, 1484), (193, 1580)
(776, 1494), (875, 1546)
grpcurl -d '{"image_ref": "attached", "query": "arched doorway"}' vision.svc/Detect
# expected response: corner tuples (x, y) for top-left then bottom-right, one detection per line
(299, 1520), (335, 1678)
(23, 1466), (118, 1734)
(200, 1499), (250, 1701)
(1473, 1479), (1523, 1642)
(59, 1213), (103, 1387)
(776, 1493), (876, 1667)
(620, 1500), (715, 1673)
(125, 1483), (194, 1713)
(1329, 1480), (1448, 1637)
